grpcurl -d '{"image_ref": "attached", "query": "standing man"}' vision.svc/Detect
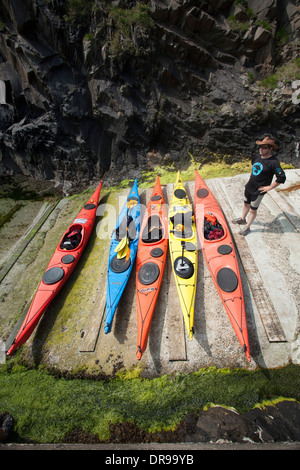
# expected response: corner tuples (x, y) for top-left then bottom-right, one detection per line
(232, 136), (286, 235)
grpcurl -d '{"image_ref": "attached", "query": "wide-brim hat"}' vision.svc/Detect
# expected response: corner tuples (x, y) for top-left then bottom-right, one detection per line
(256, 136), (278, 150)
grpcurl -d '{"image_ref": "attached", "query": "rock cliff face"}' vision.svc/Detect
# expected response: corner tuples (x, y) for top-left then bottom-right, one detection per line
(0, 0), (299, 192)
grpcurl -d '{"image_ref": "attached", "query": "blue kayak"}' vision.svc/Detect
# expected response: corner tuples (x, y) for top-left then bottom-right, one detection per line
(105, 179), (140, 334)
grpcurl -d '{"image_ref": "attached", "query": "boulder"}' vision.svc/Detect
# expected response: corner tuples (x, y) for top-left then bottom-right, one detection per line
(194, 406), (260, 443)
(245, 400), (300, 442)
(179, 401), (300, 443)
(247, 0), (277, 21)
(253, 26), (272, 47)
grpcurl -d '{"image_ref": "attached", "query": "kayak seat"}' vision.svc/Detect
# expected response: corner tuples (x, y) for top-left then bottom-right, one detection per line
(115, 215), (136, 242)
(170, 211), (193, 238)
(60, 225), (82, 250)
(116, 215), (131, 241)
(142, 215), (163, 243)
(203, 214), (224, 240)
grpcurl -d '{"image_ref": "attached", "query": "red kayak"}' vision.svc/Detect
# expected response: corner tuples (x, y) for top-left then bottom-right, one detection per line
(136, 176), (168, 360)
(194, 170), (251, 362)
(6, 181), (102, 356)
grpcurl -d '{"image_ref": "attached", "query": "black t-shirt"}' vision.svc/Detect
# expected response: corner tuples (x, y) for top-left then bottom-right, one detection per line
(245, 155), (286, 196)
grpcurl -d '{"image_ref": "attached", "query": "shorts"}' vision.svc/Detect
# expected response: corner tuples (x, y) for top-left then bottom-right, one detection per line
(244, 187), (264, 211)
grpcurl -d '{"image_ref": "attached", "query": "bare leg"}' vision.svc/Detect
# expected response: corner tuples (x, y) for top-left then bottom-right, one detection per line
(239, 207), (257, 235)
(246, 208), (257, 229)
(242, 203), (250, 221)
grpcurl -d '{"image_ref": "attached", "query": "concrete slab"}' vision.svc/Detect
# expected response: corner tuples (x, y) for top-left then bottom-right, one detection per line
(75, 169), (300, 375)
(2, 170), (300, 374)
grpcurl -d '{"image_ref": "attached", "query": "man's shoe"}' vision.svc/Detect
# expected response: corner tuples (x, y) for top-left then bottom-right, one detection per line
(232, 217), (247, 225)
(239, 226), (250, 236)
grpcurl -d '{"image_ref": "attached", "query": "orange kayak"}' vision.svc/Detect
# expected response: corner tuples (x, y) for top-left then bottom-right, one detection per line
(136, 176), (168, 360)
(6, 181), (102, 356)
(194, 170), (251, 362)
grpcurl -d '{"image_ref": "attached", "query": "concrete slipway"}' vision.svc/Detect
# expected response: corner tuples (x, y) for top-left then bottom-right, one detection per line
(2, 169), (300, 374)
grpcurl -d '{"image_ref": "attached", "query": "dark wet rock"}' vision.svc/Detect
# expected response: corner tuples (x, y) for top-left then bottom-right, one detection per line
(178, 401), (300, 444)
(0, 0), (299, 192)
(0, 412), (14, 442)
(245, 400), (300, 442)
(190, 406), (260, 443)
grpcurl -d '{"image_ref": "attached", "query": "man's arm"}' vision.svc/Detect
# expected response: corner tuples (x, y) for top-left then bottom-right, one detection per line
(258, 181), (280, 193)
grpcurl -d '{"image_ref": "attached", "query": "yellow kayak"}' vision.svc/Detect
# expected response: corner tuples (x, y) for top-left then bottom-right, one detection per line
(168, 171), (198, 340)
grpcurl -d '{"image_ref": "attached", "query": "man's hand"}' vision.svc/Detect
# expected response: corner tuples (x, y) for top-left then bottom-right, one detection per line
(258, 185), (271, 193)
(259, 181), (280, 194)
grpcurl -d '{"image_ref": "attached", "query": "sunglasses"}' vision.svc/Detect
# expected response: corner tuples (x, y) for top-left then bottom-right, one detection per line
(260, 145), (271, 150)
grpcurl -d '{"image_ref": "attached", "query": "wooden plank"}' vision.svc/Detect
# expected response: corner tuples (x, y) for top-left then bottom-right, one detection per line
(210, 179), (286, 343)
(185, 180), (195, 206)
(139, 187), (148, 222)
(4, 293), (36, 354)
(267, 190), (300, 232)
(164, 183), (187, 361)
(78, 271), (107, 352)
(165, 256), (187, 361)
(0, 199), (61, 282)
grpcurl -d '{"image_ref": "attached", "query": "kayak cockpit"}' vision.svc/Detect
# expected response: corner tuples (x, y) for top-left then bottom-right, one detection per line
(115, 214), (137, 242)
(169, 207), (194, 239)
(203, 212), (225, 241)
(60, 224), (84, 251)
(142, 215), (164, 243)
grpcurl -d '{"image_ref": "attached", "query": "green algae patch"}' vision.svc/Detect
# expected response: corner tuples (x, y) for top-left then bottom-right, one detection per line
(252, 397), (298, 410)
(138, 152), (294, 190)
(0, 364), (299, 443)
(139, 158), (251, 189)
(115, 365), (144, 380)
